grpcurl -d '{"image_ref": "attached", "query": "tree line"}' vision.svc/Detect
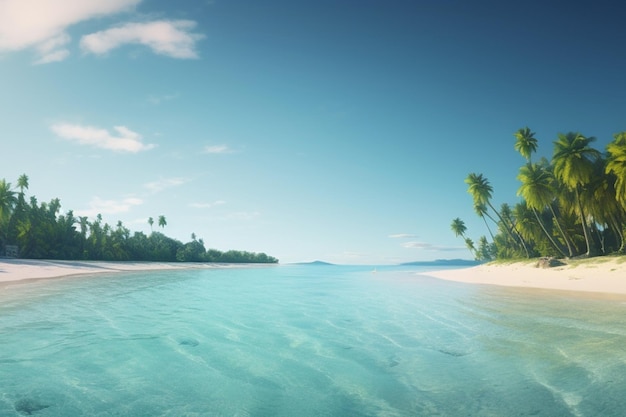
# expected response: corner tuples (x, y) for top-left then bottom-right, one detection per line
(0, 175), (278, 263)
(452, 128), (626, 261)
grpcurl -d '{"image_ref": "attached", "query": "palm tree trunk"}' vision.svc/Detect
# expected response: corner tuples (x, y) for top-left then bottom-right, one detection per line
(531, 207), (567, 257)
(548, 203), (575, 257)
(480, 214), (496, 240)
(488, 201), (530, 258)
(575, 187), (597, 257)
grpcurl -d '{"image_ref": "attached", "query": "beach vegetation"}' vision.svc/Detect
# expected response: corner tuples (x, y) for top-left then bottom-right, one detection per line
(0, 176), (278, 264)
(453, 128), (626, 261)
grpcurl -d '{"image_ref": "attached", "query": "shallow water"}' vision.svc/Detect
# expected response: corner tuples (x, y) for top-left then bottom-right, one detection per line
(1, 265), (625, 416)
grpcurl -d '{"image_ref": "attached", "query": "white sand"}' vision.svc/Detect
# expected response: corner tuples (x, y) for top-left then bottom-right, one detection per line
(0, 259), (235, 285)
(428, 257), (626, 295)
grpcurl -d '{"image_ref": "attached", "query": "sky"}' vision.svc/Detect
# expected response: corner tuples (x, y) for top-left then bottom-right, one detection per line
(2, 0), (626, 265)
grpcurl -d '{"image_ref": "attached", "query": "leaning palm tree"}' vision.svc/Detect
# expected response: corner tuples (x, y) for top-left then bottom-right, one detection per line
(552, 132), (601, 256)
(451, 218), (477, 258)
(465, 173), (529, 257)
(473, 202), (496, 240)
(158, 215), (167, 230)
(464, 237), (477, 258)
(451, 217), (467, 238)
(517, 162), (570, 257)
(514, 127), (538, 162)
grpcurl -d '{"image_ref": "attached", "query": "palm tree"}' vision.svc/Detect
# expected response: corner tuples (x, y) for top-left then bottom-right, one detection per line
(451, 218), (477, 258)
(552, 132), (601, 256)
(17, 174), (29, 197)
(148, 217), (154, 233)
(451, 217), (467, 238)
(0, 179), (17, 241)
(514, 127), (538, 162)
(606, 131), (626, 212)
(473, 202), (496, 240)
(158, 215), (167, 230)
(465, 173), (529, 257)
(517, 162), (570, 257)
(464, 237), (476, 258)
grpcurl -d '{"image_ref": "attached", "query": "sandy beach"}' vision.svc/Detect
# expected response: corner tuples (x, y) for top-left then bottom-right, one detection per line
(0, 259), (234, 286)
(428, 256), (626, 295)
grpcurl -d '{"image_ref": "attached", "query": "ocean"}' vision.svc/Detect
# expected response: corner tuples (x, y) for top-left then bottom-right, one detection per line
(1, 264), (625, 416)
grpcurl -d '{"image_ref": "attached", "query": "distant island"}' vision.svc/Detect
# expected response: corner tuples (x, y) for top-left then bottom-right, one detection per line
(400, 259), (482, 267)
(294, 260), (335, 266)
(0, 174), (278, 264)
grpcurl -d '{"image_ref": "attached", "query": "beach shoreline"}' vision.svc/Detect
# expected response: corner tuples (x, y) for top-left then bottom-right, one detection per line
(427, 256), (626, 296)
(0, 259), (251, 287)
(3, 257), (626, 297)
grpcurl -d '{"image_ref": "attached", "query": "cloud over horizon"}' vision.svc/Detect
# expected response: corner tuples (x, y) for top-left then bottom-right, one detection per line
(144, 177), (188, 194)
(76, 196), (143, 218)
(0, 0), (139, 63)
(203, 144), (233, 154)
(190, 200), (226, 209)
(389, 233), (418, 239)
(80, 20), (203, 59)
(51, 123), (155, 153)
(403, 241), (463, 251)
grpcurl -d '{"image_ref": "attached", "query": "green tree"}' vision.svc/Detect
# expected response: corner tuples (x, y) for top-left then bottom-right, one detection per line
(148, 216), (154, 233)
(514, 127), (538, 162)
(465, 173), (529, 257)
(158, 215), (167, 230)
(552, 132), (601, 256)
(0, 179), (18, 248)
(473, 202), (496, 240)
(606, 131), (626, 212)
(517, 161), (570, 257)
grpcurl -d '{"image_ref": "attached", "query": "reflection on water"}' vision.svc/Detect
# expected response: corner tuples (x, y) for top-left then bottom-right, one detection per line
(1, 265), (625, 416)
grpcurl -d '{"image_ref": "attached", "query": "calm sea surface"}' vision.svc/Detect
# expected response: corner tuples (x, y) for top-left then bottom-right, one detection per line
(1, 264), (625, 416)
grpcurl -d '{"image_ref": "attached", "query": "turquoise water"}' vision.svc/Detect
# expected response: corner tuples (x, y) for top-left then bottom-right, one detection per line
(1, 265), (625, 416)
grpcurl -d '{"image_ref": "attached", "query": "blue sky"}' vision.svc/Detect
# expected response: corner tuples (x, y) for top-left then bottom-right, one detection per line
(2, 0), (626, 264)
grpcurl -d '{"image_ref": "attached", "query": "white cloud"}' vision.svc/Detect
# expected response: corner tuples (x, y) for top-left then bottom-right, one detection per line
(144, 177), (188, 194)
(34, 32), (71, 64)
(51, 123), (155, 153)
(80, 20), (203, 58)
(190, 200), (226, 209)
(147, 93), (179, 105)
(0, 0), (139, 63)
(389, 233), (418, 239)
(203, 144), (232, 154)
(76, 196), (142, 218)
(403, 241), (463, 251)
(223, 211), (260, 221)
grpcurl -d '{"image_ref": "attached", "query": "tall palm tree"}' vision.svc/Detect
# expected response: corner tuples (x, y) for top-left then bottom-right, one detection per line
(465, 173), (529, 257)
(148, 217), (154, 233)
(606, 131), (626, 212)
(552, 132), (601, 256)
(473, 202), (496, 240)
(514, 127), (538, 162)
(517, 162), (570, 257)
(17, 174), (29, 197)
(158, 215), (167, 229)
